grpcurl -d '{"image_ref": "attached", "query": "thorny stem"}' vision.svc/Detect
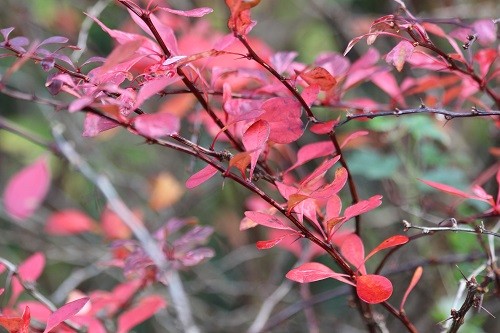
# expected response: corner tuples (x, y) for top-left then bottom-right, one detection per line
(334, 106), (500, 128)
(446, 274), (493, 333)
(403, 220), (500, 238)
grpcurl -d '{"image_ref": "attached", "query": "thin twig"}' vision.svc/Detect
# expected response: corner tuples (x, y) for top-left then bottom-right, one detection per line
(403, 220), (500, 238)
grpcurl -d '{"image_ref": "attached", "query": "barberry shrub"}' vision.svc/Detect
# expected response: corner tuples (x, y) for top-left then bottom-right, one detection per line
(0, 0), (498, 332)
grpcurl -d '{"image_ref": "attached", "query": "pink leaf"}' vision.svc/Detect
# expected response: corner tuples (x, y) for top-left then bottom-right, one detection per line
(134, 76), (181, 109)
(258, 97), (303, 144)
(385, 40), (414, 72)
(340, 234), (366, 275)
(286, 262), (354, 285)
(287, 141), (335, 172)
(301, 84), (320, 107)
(132, 113), (180, 138)
(157, 6), (213, 17)
(364, 235), (409, 262)
(82, 113), (119, 137)
(370, 71), (405, 106)
(473, 19), (497, 45)
(45, 210), (96, 235)
(356, 275), (393, 304)
(244, 211), (295, 231)
(117, 295), (167, 333)
(300, 156), (341, 186)
(43, 298), (89, 333)
(11, 253), (45, 305)
(3, 157), (51, 221)
(419, 179), (492, 204)
(242, 120), (270, 179)
(343, 195), (382, 221)
(400, 266), (423, 311)
(185, 164), (218, 189)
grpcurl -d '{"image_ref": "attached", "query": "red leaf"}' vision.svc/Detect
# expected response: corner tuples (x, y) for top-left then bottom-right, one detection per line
(0, 306), (30, 333)
(185, 165), (218, 189)
(310, 167), (348, 199)
(343, 195), (382, 221)
(400, 266), (423, 311)
(340, 130), (369, 148)
(356, 275), (393, 304)
(256, 233), (299, 250)
(370, 71), (405, 106)
(286, 141), (335, 172)
(43, 298), (89, 333)
(132, 112), (180, 138)
(300, 157), (340, 187)
(474, 49), (497, 78)
(258, 97), (303, 144)
(310, 120), (337, 135)
(364, 235), (409, 262)
(156, 6), (213, 17)
(101, 206), (133, 240)
(385, 40), (414, 72)
(244, 211), (295, 231)
(225, 0), (259, 35)
(117, 295), (167, 333)
(300, 67), (337, 91)
(45, 210), (96, 235)
(286, 262), (354, 285)
(242, 120), (270, 179)
(3, 157), (51, 221)
(419, 179), (492, 204)
(340, 234), (367, 275)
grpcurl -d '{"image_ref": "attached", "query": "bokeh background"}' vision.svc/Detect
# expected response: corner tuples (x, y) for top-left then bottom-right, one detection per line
(1, 0), (498, 332)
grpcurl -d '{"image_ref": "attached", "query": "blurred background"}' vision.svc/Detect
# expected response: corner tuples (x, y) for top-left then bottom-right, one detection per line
(0, 0), (498, 332)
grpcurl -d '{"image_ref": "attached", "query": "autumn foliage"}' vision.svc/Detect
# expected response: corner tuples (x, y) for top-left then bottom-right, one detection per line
(0, 0), (498, 332)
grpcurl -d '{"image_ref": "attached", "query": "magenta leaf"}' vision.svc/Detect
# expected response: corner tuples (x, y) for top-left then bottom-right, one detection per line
(364, 235), (409, 262)
(157, 6), (213, 17)
(356, 275), (393, 304)
(3, 157), (51, 221)
(38, 36), (68, 47)
(43, 298), (89, 333)
(244, 211), (295, 231)
(117, 295), (167, 333)
(385, 40), (414, 71)
(340, 233), (367, 275)
(258, 97), (303, 144)
(132, 112), (180, 138)
(286, 262), (354, 285)
(185, 164), (218, 189)
(343, 195), (382, 221)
